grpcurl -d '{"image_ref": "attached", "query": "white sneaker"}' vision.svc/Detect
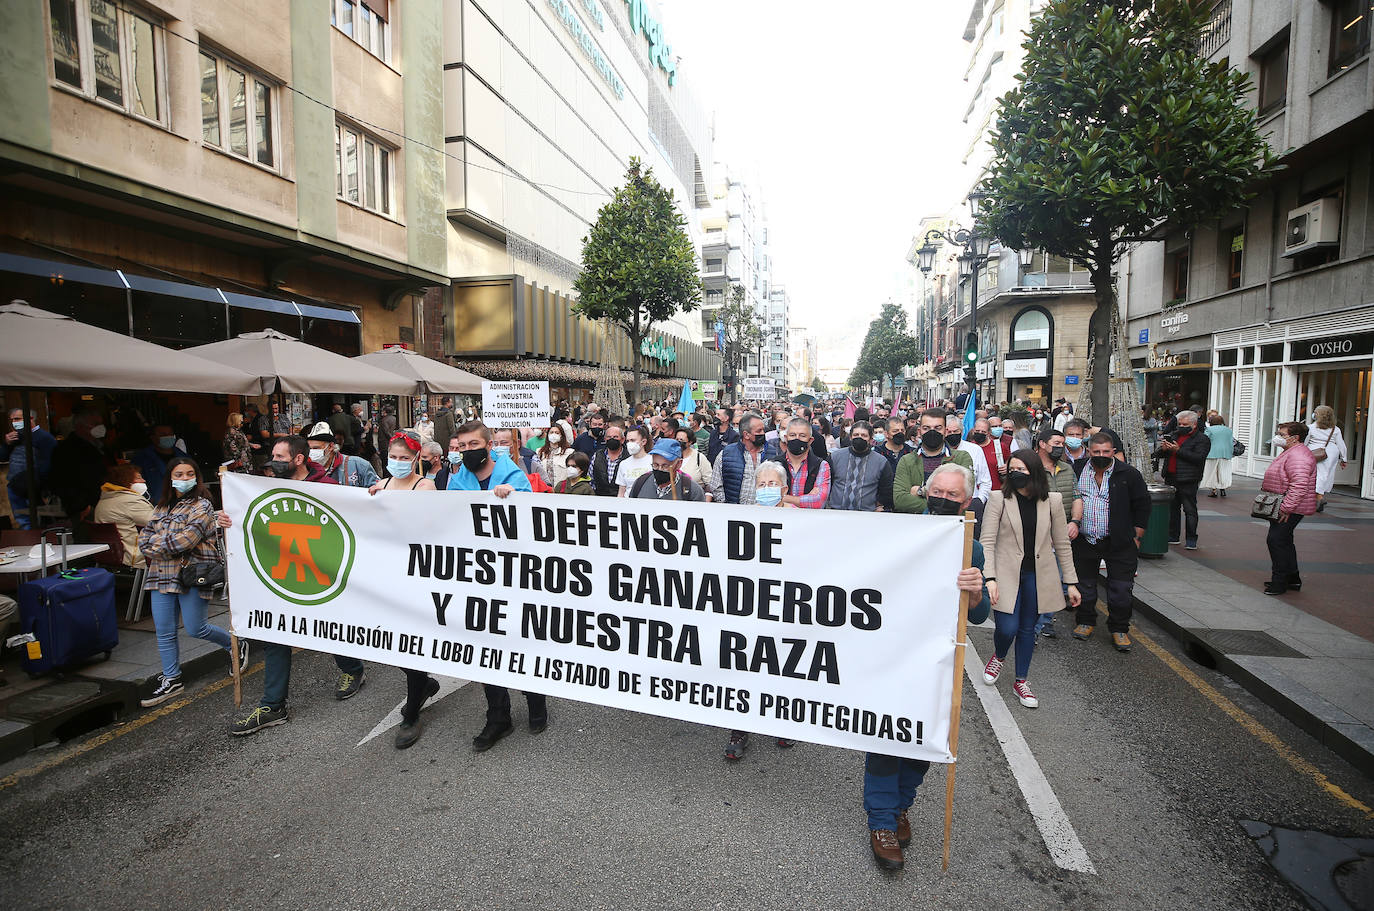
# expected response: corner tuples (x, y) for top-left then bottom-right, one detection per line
(982, 654), (1003, 685)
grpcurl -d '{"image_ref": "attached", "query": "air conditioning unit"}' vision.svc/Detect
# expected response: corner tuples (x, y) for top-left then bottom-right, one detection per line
(1283, 198), (1341, 257)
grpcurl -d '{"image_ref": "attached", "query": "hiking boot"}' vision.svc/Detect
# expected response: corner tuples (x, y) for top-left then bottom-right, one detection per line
(896, 810), (912, 849)
(335, 670), (366, 700)
(1112, 632), (1133, 652)
(230, 704), (288, 736)
(473, 720), (513, 752)
(1072, 624), (1095, 640)
(395, 720), (423, 750)
(982, 654), (1003, 685)
(1012, 679), (1039, 708)
(870, 829), (904, 870)
(141, 674), (183, 708)
(725, 730), (749, 761)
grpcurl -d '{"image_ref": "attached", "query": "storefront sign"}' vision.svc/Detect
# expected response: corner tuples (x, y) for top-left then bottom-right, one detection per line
(1146, 344), (1189, 369)
(1290, 331), (1374, 362)
(224, 475), (968, 761)
(640, 336), (677, 364)
(623, 0), (677, 85)
(482, 381), (551, 428)
(550, 0), (624, 99)
(1160, 308), (1190, 335)
(580, 0), (605, 29)
(1065, 375), (1079, 385)
(1004, 357), (1048, 378)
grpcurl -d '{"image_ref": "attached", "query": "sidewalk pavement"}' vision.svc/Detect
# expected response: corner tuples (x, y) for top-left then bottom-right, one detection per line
(0, 596), (236, 763)
(1126, 475), (1374, 777)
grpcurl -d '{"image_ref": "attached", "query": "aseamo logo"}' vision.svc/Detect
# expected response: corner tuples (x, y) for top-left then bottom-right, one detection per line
(243, 490), (356, 605)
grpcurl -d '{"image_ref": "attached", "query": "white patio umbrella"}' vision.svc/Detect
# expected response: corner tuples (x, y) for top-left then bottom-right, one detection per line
(353, 347), (485, 395)
(183, 329), (416, 395)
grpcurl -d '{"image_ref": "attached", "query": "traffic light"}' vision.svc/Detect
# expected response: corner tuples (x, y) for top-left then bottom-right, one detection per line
(964, 331), (979, 365)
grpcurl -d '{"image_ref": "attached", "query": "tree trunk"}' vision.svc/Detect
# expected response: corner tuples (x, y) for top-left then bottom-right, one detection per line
(630, 309), (643, 407)
(1087, 253), (1116, 427)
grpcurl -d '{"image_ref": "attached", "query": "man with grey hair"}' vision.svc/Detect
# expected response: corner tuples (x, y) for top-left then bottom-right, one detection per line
(865, 459), (989, 871)
(1152, 408), (1209, 549)
(827, 420), (892, 512)
(773, 416), (830, 508)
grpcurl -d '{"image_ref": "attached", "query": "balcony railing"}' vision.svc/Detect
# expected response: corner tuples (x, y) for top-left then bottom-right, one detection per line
(1198, 0), (1231, 58)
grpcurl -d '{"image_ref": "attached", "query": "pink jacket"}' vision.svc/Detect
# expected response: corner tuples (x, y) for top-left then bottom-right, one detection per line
(1261, 444), (1317, 516)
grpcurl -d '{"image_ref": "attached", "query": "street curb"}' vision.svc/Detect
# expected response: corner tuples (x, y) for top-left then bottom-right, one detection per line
(0, 640), (231, 766)
(1126, 582), (1374, 780)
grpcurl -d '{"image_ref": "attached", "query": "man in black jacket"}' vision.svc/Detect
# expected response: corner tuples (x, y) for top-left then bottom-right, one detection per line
(591, 420), (627, 496)
(1153, 409), (1208, 549)
(1070, 432), (1152, 651)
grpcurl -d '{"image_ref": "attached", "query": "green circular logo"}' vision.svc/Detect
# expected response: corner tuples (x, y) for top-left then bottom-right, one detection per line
(242, 489), (355, 605)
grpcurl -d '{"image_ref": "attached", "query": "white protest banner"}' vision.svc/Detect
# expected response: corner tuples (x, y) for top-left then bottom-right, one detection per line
(742, 377), (774, 401)
(482, 381), (550, 429)
(223, 474), (965, 761)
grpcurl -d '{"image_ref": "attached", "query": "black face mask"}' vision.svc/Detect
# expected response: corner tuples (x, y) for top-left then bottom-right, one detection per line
(652, 468), (672, 486)
(921, 429), (945, 450)
(890, 432), (906, 446)
(461, 449), (489, 472)
(969, 432), (987, 445)
(267, 459), (294, 478)
(945, 433), (963, 449)
(1049, 446), (1065, 460)
(605, 438), (623, 452)
(850, 438), (871, 455)
(786, 439), (808, 456)
(926, 495), (962, 516)
(1008, 471), (1031, 489)
(1091, 455), (1115, 470)
(591, 426), (605, 439)
(752, 433), (767, 449)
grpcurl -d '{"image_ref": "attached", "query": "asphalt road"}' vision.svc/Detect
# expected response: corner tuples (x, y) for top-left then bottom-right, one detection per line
(2, 608), (1372, 911)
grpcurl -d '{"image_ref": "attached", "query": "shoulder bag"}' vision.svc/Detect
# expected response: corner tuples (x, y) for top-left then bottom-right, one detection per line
(1232, 439), (1246, 457)
(1250, 491), (1284, 521)
(1312, 430), (1332, 462)
(179, 527), (226, 591)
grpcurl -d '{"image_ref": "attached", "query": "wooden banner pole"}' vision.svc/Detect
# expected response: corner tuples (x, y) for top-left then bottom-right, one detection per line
(217, 482), (242, 708)
(943, 511), (976, 871)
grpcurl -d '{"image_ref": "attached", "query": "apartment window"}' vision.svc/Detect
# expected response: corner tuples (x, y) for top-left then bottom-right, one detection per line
(200, 50), (276, 169)
(1222, 228), (1245, 289)
(1166, 249), (1190, 301)
(1256, 37), (1288, 113)
(48, 0), (166, 123)
(335, 123), (394, 216)
(330, 0), (390, 64)
(1329, 0), (1371, 75)
(705, 258), (723, 272)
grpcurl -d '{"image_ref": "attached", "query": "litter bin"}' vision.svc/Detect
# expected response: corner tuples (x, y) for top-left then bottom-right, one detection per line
(1139, 484), (1174, 558)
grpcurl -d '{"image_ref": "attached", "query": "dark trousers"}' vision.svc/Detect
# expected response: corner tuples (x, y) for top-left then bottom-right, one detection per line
(402, 669), (437, 723)
(1168, 477), (1199, 542)
(1072, 536), (1138, 633)
(863, 753), (930, 831)
(484, 685), (547, 725)
(335, 654), (364, 675)
(1266, 515), (1303, 586)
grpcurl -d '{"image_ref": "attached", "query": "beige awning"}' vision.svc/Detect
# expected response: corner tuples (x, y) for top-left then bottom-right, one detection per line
(185, 329), (417, 395)
(0, 302), (264, 394)
(353, 348), (485, 395)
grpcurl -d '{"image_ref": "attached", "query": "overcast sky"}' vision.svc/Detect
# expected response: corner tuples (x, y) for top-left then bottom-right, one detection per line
(665, 0), (976, 373)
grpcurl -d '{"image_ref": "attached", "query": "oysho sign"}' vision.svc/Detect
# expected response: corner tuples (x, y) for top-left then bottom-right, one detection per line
(1290, 331), (1374, 362)
(623, 0), (677, 85)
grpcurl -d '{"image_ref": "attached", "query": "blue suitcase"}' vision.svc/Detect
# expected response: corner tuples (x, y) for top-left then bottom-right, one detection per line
(17, 531), (119, 675)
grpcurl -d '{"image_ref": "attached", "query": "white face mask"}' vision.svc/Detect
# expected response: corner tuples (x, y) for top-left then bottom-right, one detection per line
(1272, 434), (1289, 449)
(90, 424), (107, 439)
(626, 441), (642, 456)
(130, 482), (148, 496)
(548, 432), (562, 444)
(308, 449), (328, 464)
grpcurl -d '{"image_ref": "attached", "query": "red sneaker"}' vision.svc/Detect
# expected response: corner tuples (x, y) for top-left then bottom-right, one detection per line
(982, 654), (1003, 685)
(1012, 679), (1039, 708)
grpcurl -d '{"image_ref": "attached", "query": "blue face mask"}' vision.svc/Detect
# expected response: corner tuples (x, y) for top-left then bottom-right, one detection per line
(755, 486), (783, 507)
(1065, 436), (1084, 450)
(157, 435), (177, 450)
(873, 433), (886, 444)
(171, 478), (197, 494)
(446, 451), (462, 465)
(492, 446), (510, 460)
(990, 427), (1004, 438)
(387, 458), (414, 479)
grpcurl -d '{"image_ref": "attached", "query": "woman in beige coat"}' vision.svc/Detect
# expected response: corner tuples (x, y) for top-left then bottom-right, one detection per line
(92, 464), (154, 567)
(978, 453), (1081, 708)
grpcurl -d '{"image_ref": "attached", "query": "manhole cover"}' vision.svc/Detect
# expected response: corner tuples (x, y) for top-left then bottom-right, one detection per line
(1191, 629), (1309, 659)
(1, 681), (105, 722)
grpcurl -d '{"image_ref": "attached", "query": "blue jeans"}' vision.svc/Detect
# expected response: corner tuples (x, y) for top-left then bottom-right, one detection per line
(259, 645), (363, 709)
(7, 489), (31, 529)
(863, 752), (931, 831)
(993, 570), (1039, 680)
(149, 589), (230, 679)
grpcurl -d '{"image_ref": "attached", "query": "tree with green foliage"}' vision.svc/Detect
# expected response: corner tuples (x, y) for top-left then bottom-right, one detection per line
(977, 0), (1278, 423)
(809, 376), (827, 394)
(849, 302), (918, 398)
(575, 158), (702, 403)
(719, 285), (763, 403)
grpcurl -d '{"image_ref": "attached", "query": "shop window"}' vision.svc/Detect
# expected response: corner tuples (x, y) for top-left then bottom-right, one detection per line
(1217, 348), (1239, 368)
(49, 0), (166, 125)
(1224, 227), (1245, 289)
(200, 50), (278, 169)
(1256, 35), (1288, 114)
(330, 0), (390, 64)
(1329, 0), (1370, 76)
(1259, 342), (1284, 363)
(1010, 308), (1051, 351)
(1255, 367), (1282, 456)
(335, 122), (395, 216)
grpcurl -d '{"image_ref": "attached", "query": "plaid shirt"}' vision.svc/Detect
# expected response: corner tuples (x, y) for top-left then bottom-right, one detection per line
(783, 456), (831, 508)
(138, 496), (219, 599)
(1076, 462), (1114, 543)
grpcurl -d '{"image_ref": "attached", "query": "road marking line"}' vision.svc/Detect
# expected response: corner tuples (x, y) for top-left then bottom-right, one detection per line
(963, 642), (1098, 874)
(357, 676), (470, 746)
(1128, 623), (1374, 818)
(0, 661), (265, 792)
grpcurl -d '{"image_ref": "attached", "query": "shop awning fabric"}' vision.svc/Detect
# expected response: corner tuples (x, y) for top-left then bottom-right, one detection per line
(353, 347), (485, 395)
(0, 302), (264, 394)
(185, 329), (416, 395)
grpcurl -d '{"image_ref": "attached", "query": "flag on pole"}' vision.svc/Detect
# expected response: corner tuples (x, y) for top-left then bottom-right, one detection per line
(843, 397), (856, 420)
(676, 381), (695, 414)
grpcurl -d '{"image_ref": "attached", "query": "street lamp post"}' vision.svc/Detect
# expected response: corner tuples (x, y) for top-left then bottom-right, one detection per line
(916, 191), (992, 407)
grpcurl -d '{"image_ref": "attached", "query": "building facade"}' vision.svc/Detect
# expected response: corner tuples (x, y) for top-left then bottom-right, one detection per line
(698, 162), (772, 388)
(442, 0), (721, 402)
(765, 285), (789, 390)
(1119, 0), (1374, 498)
